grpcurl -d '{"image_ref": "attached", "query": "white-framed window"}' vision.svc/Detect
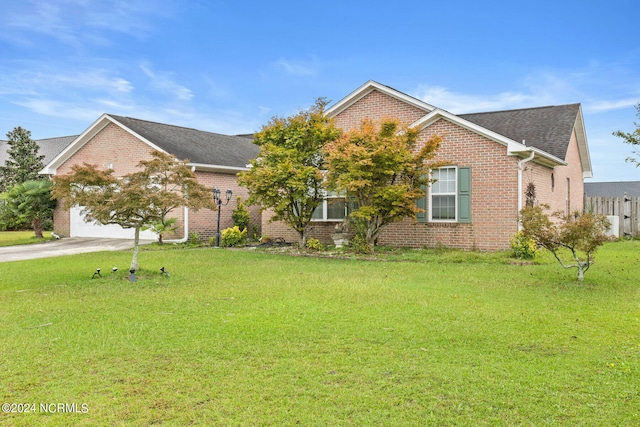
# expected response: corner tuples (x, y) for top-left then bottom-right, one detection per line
(430, 166), (457, 222)
(312, 191), (347, 221)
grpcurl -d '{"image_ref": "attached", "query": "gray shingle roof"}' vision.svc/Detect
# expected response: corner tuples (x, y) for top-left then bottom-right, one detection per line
(459, 104), (581, 160)
(585, 181), (640, 197)
(1, 135), (76, 167)
(108, 115), (259, 169)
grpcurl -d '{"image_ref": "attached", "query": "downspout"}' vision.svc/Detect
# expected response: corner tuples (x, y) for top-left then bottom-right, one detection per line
(164, 206), (189, 244)
(517, 150), (535, 229)
(165, 165), (197, 243)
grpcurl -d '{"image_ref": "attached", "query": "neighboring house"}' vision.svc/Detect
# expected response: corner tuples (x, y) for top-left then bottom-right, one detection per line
(262, 80), (592, 250)
(1, 135), (77, 174)
(585, 181), (640, 198)
(41, 114), (260, 241)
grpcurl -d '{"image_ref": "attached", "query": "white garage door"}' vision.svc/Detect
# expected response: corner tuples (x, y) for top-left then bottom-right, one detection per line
(70, 207), (158, 240)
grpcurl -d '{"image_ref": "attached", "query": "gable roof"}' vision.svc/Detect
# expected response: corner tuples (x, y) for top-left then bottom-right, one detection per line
(459, 104), (581, 160)
(325, 80), (436, 117)
(42, 114), (259, 174)
(585, 181), (640, 198)
(1, 135), (76, 168)
(327, 81), (592, 178)
(107, 115), (259, 169)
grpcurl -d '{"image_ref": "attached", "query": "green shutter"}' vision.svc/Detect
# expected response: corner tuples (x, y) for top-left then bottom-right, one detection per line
(458, 167), (471, 223)
(347, 196), (358, 216)
(416, 184), (427, 223)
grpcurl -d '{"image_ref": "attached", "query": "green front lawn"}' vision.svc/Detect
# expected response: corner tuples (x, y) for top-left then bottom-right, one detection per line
(1, 242), (639, 426)
(0, 230), (53, 246)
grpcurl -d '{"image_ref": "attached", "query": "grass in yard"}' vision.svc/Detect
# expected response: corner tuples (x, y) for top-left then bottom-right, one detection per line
(0, 231), (53, 246)
(0, 241), (639, 425)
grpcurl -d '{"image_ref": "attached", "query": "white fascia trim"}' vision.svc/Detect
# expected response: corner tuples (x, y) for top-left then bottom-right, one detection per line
(574, 106), (593, 178)
(107, 115), (167, 154)
(412, 109), (567, 167)
(40, 114), (169, 175)
(411, 109), (523, 150)
(509, 147), (567, 167)
(188, 163), (250, 173)
(40, 114), (111, 175)
(325, 80), (436, 118)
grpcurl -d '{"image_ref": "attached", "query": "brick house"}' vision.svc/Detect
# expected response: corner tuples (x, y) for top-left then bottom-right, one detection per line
(41, 114), (260, 242)
(261, 81), (592, 250)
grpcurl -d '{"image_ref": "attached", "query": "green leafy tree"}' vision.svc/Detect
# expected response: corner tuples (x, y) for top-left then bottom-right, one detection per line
(52, 151), (215, 271)
(0, 127), (45, 192)
(238, 98), (341, 247)
(613, 103), (640, 166)
(324, 118), (443, 253)
(0, 180), (56, 238)
(520, 205), (610, 281)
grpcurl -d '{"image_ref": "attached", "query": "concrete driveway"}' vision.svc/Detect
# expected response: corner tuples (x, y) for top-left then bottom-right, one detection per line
(0, 238), (152, 263)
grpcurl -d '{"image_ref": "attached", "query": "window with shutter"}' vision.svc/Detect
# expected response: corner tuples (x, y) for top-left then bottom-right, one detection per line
(417, 166), (471, 224)
(458, 167), (471, 223)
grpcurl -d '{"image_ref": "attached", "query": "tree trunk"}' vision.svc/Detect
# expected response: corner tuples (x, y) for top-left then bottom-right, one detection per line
(130, 226), (141, 272)
(577, 262), (586, 282)
(298, 228), (307, 248)
(32, 218), (44, 239)
(365, 220), (377, 253)
(158, 233), (163, 245)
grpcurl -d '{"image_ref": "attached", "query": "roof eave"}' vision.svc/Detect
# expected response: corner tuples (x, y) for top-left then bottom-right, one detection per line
(188, 162), (250, 173)
(574, 105), (593, 178)
(40, 114), (112, 175)
(41, 114), (169, 175)
(509, 148), (567, 167)
(412, 108), (528, 151)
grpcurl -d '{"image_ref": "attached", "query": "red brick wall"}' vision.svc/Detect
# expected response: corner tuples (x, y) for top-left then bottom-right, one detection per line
(54, 122), (159, 237)
(190, 171), (261, 242)
(333, 89), (428, 131)
(522, 130), (584, 216)
(53, 202), (70, 237)
(56, 122), (157, 176)
(263, 90), (523, 250)
(265, 89), (587, 251)
(52, 122), (261, 241)
(260, 207), (338, 244)
(263, 89), (435, 245)
(377, 118), (520, 251)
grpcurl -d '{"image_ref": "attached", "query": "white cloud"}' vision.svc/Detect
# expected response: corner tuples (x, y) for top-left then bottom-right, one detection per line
(14, 98), (102, 121)
(140, 64), (194, 101)
(0, 67), (133, 96)
(54, 71), (134, 94)
(273, 58), (318, 77)
(0, 0), (176, 48)
(412, 85), (540, 113)
(413, 70), (640, 115)
(584, 98), (639, 113)
(258, 106), (272, 116)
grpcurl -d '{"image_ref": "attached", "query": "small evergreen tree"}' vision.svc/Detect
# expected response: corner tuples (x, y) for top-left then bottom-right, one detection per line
(232, 197), (251, 231)
(0, 127), (45, 192)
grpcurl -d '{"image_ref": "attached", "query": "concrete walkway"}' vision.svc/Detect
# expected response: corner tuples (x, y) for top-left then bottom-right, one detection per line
(0, 238), (152, 263)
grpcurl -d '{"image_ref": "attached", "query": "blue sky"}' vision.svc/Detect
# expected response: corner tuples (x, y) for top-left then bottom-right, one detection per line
(1, 0), (639, 182)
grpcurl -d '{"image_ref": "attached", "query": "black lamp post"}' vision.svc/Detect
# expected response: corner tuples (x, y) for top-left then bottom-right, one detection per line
(213, 187), (232, 248)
